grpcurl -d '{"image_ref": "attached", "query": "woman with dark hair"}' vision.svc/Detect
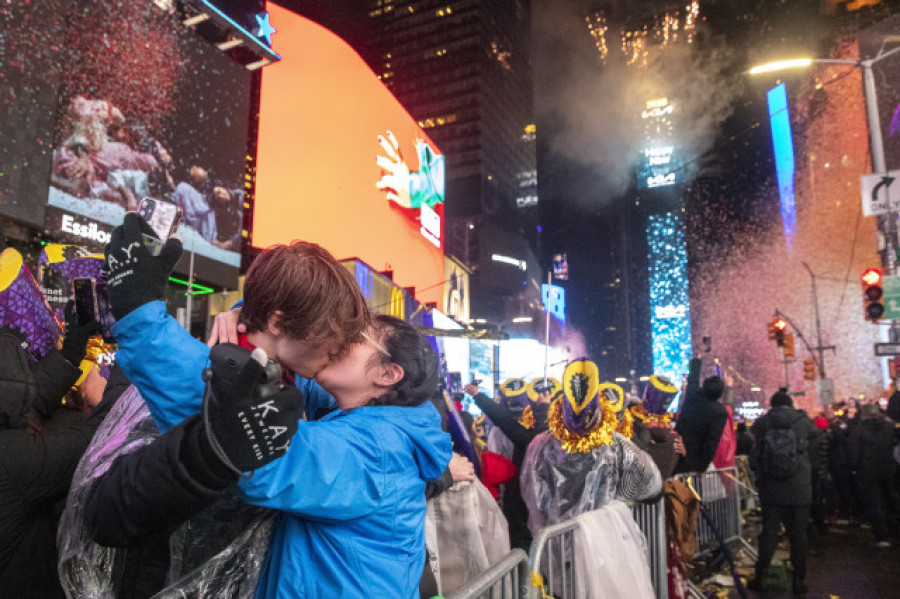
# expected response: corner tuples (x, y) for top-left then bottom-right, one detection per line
(84, 314), (452, 598)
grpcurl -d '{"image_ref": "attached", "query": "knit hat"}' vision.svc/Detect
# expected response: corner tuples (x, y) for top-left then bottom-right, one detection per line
(547, 359), (617, 453)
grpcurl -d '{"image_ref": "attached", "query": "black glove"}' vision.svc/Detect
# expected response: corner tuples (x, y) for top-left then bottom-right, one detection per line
(202, 344), (304, 475)
(103, 212), (182, 320)
(60, 299), (99, 366)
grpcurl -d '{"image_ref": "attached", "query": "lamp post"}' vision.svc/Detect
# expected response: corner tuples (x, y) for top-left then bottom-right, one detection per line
(750, 46), (900, 276)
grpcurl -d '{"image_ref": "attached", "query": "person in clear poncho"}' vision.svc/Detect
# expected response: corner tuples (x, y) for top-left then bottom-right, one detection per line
(520, 358), (662, 533)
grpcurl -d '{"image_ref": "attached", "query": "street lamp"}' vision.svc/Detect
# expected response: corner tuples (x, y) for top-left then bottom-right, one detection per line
(750, 44), (900, 275)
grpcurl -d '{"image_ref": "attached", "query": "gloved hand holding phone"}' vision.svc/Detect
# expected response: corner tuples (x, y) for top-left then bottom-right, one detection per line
(102, 212), (182, 320)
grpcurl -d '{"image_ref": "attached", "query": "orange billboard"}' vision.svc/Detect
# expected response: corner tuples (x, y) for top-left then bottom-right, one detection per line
(254, 5), (445, 305)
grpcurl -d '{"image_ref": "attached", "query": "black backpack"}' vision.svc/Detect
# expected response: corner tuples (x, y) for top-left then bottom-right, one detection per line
(764, 417), (805, 479)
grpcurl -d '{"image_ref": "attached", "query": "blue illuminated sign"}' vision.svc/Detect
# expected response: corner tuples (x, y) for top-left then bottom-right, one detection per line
(647, 213), (691, 384)
(542, 283), (566, 321)
(767, 83), (796, 247)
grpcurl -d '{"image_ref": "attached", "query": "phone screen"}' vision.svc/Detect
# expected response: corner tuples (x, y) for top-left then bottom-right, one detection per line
(73, 278), (97, 326)
(137, 197), (181, 240)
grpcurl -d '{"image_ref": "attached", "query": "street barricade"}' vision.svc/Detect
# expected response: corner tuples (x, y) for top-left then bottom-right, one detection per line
(526, 499), (668, 599)
(444, 548), (529, 599)
(674, 467), (756, 560)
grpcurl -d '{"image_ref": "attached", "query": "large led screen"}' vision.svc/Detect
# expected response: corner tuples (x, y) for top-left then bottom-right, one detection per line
(254, 6), (445, 306)
(0, 1), (68, 227)
(43, 0), (252, 269)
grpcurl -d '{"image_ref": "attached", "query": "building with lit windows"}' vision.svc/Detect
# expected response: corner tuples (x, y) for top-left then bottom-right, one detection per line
(362, 0), (540, 324)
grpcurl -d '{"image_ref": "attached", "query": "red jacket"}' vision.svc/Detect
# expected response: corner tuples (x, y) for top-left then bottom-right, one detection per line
(480, 451), (517, 500)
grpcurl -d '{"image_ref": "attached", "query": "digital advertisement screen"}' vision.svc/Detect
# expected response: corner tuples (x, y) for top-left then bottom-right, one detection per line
(254, 6), (445, 306)
(43, 0), (252, 270)
(0, 1), (68, 227)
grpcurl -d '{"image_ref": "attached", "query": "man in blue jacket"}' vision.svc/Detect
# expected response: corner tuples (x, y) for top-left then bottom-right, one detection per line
(98, 214), (451, 598)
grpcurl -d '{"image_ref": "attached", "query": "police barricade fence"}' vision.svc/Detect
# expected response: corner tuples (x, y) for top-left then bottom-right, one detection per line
(444, 548), (530, 599)
(524, 499), (669, 599)
(673, 466), (757, 561)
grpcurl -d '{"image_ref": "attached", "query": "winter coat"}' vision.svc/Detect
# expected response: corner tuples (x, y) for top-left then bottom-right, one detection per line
(480, 450), (518, 500)
(472, 392), (548, 547)
(750, 406), (817, 506)
(736, 431), (754, 456)
(848, 416), (896, 481)
(645, 426), (681, 480)
(113, 301), (452, 599)
(0, 332), (85, 429)
(887, 391), (900, 422)
(0, 365), (128, 598)
(674, 358), (727, 474)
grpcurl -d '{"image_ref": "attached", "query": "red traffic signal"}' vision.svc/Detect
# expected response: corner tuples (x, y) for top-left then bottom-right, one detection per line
(773, 318), (787, 331)
(862, 268), (882, 287)
(861, 268), (885, 321)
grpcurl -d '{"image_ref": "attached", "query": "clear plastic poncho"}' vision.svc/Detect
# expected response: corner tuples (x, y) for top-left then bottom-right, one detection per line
(520, 431), (662, 535)
(425, 479), (510, 596)
(57, 385), (275, 598)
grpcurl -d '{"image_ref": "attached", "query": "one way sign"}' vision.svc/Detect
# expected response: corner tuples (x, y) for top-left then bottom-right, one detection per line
(861, 171), (900, 216)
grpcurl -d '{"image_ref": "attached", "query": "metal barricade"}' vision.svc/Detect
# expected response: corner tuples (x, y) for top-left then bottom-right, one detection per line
(526, 501), (668, 599)
(674, 467), (756, 560)
(445, 548), (530, 599)
(631, 499), (669, 599)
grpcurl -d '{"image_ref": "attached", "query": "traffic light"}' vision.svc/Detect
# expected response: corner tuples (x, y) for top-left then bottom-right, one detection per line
(862, 268), (884, 321)
(767, 320), (777, 341)
(773, 318), (787, 346)
(783, 333), (795, 357)
(803, 359), (816, 380)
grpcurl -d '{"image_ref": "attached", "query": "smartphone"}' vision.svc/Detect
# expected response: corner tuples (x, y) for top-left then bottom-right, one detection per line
(73, 278), (98, 326)
(137, 197), (182, 256)
(702, 336), (712, 353)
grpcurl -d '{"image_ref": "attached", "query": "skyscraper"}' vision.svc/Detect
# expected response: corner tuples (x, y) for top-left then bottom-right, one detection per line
(364, 0), (541, 322)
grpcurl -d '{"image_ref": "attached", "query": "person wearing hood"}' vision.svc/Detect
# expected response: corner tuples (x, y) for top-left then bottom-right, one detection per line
(674, 356), (727, 474)
(95, 215), (451, 598)
(0, 316), (129, 599)
(848, 403), (898, 547)
(520, 359), (662, 533)
(465, 377), (559, 549)
(748, 391), (818, 595)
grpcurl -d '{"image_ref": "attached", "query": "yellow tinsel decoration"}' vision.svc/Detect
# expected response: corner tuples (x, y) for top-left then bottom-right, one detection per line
(616, 408), (634, 439)
(518, 404), (535, 429)
(630, 403), (674, 426)
(547, 397), (618, 453)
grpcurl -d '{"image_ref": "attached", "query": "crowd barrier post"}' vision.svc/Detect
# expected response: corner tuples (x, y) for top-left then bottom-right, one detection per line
(631, 499), (669, 599)
(444, 548), (530, 599)
(527, 519), (580, 599)
(675, 467), (757, 561)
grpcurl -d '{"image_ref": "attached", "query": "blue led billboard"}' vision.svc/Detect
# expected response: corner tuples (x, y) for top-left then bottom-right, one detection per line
(767, 82), (797, 247)
(647, 212), (691, 384)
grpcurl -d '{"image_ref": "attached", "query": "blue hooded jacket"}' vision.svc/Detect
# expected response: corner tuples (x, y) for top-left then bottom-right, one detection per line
(113, 301), (452, 598)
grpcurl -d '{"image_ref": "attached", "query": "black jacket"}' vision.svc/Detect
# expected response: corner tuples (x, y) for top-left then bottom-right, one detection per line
(0, 364), (128, 599)
(0, 332), (85, 429)
(674, 358), (727, 474)
(736, 431), (754, 456)
(473, 393), (548, 549)
(848, 416), (896, 481)
(750, 406), (817, 506)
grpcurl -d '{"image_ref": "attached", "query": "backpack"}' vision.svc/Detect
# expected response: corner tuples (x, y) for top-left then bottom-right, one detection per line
(764, 418), (805, 479)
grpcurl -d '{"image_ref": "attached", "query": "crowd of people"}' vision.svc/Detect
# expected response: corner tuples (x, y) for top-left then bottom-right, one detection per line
(0, 212), (898, 598)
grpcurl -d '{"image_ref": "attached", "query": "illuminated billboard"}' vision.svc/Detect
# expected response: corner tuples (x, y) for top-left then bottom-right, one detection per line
(42, 0), (254, 274)
(638, 97), (682, 189)
(766, 83), (796, 247)
(253, 6), (445, 305)
(647, 212), (691, 384)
